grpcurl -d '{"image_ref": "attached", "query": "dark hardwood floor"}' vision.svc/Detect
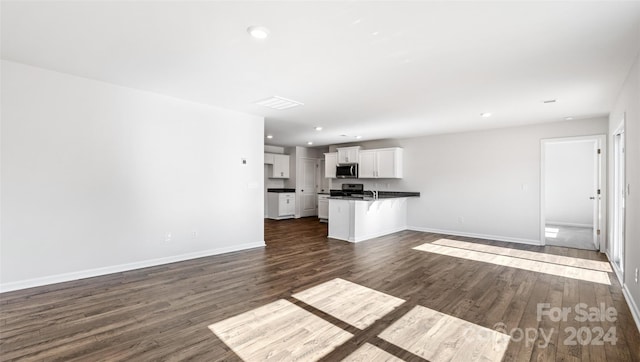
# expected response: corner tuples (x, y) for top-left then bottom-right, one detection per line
(1, 217), (639, 361)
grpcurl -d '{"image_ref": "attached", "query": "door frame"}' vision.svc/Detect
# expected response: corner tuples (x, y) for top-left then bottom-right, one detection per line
(610, 118), (625, 281)
(540, 134), (606, 251)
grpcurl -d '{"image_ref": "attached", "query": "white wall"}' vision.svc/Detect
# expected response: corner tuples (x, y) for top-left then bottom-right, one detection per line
(330, 117), (608, 244)
(544, 141), (595, 226)
(609, 53), (640, 329)
(264, 145), (285, 154)
(0, 61), (265, 291)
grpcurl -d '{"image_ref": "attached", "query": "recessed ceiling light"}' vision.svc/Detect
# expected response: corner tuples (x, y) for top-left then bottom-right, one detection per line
(307, 141), (313, 145)
(314, 126), (323, 131)
(371, 31), (379, 36)
(266, 135), (273, 139)
(355, 136), (362, 139)
(255, 96), (303, 110)
(247, 26), (270, 39)
(543, 99), (557, 104)
(480, 112), (492, 118)
(565, 116), (574, 120)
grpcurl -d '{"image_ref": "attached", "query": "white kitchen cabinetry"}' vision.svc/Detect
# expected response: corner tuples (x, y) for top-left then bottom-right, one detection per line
(324, 152), (337, 178)
(357, 147), (403, 178)
(328, 197), (409, 242)
(337, 146), (360, 164)
(264, 153), (275, 164)
(318, 194), (329, 221)
(267, 193), (295, 219)
(358, 150), (376, 178)
(270, 154), (290, 178)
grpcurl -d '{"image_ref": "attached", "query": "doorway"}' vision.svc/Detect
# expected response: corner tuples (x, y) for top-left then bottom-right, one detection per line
(298, 157), (318, 217)
(541, 135), (605, 250)
(611, 122), (625, 278)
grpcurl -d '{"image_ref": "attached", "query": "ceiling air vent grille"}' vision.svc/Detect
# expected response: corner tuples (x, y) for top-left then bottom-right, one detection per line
(255, 96), (304, 110)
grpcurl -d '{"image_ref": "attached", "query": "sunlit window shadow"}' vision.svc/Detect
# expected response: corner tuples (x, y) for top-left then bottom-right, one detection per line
(379, 305), (510, 362)
(432, 238), (612, 272)
(209, 278), (510, 362)
(208, 299), (352, 361)
(414, 242), (611, 285)
(292, 278), (405, 329)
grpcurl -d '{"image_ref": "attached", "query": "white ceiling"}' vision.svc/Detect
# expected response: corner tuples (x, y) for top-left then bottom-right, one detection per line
(2, 1), (640, 147)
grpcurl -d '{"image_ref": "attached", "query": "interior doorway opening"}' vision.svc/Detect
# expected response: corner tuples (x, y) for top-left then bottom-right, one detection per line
(541, 135), (605, 250)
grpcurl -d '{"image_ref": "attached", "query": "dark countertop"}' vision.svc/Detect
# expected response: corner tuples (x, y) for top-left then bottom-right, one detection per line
(328, 191), (420, 201)
(267, 188), (295, 193)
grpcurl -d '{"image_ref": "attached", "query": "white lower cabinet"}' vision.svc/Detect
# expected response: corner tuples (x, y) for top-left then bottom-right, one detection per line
(318, 194), (329, 221)
(267, 193), (295, 219)
(328, 198), (408, 242)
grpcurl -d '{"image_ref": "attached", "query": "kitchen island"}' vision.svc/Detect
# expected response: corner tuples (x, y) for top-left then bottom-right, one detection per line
(328, 192), (419, 242)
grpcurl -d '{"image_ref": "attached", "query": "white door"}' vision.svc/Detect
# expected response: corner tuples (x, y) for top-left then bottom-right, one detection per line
(299, 158), (317, 217)
(318, 159), (330, 193)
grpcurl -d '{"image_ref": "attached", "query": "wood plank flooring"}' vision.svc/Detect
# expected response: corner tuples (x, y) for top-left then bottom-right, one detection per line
(292, 278), (405, 329)
(1, 217), (639, 361)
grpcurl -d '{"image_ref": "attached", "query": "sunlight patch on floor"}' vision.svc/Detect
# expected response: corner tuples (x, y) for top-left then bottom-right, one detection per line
(433, 238), (611, 272)
(292, 278), (405, 329)
(208, 299), (352, 361)
(379, 305), (510, 362)
(545, 227), (559, 238)
(413, 243), (611, 285)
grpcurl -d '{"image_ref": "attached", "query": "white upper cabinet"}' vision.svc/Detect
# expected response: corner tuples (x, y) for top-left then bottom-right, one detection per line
(324, 152), (337, 178)
(358, 147), (403, 178)
(270, 154), (290, 178)
(264, 153), (275, 164)
(337, 146), (360, 164)
(376, 148), (402, 178)
(358, 150), (376, 178)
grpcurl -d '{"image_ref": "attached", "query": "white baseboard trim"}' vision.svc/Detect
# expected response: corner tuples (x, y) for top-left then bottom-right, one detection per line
(407, 226), (542, 246)
(0, 241), (266, 293)
(622, 284), (640, 334)
(329, 226), (408, 243)
(546, 221), (592, 228)
(605, 251), (624, 284)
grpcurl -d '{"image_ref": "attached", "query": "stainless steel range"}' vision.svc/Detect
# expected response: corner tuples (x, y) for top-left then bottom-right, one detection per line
(330, 183), (364, 197)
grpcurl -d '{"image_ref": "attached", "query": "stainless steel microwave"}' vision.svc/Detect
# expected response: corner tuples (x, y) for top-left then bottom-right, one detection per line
(336, 164), (358, 179)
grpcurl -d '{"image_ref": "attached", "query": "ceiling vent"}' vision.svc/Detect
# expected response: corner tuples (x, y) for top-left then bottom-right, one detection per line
(255, 96), (304, 110)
